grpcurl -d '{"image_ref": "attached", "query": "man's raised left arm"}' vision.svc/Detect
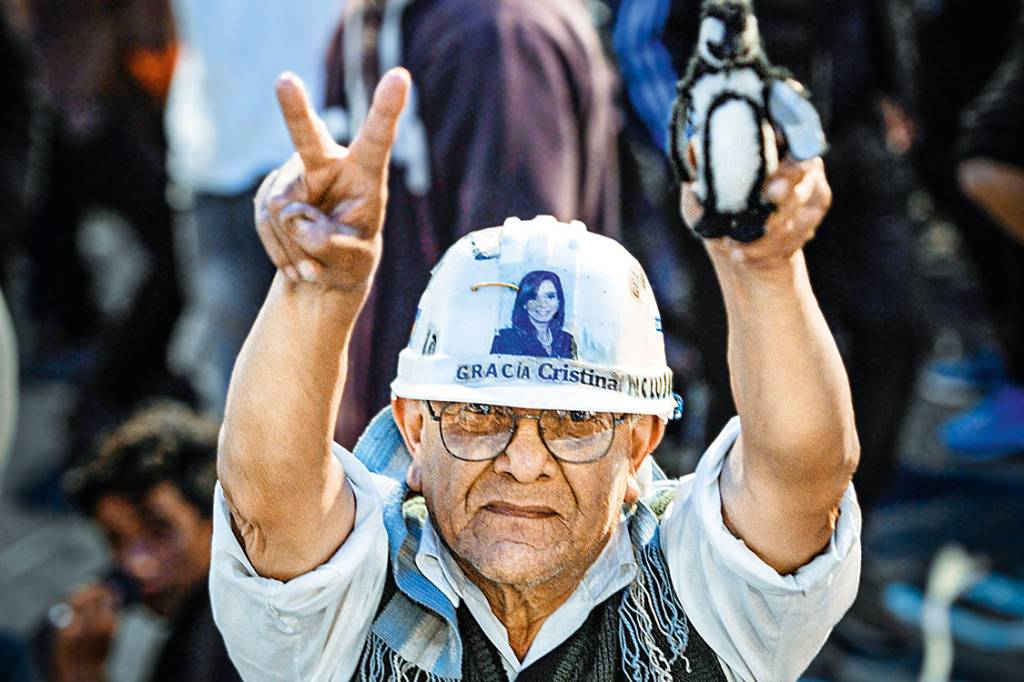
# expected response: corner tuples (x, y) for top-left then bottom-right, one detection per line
(681, 157), (859, 574)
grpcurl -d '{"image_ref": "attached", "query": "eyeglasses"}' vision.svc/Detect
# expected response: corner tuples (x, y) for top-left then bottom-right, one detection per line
(423, 401), (631, 464)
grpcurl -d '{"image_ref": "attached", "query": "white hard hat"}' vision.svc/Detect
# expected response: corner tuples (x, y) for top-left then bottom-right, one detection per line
(391, 216), (677, 420)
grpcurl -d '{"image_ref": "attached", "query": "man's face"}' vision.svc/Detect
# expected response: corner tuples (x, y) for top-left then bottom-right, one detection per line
(400, 401), (658, 588)
(93, 483), (212, 616)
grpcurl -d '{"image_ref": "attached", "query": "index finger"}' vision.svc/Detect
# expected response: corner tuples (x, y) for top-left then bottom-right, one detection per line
(349, 68), (411, 174)
(276, 72), (335, 170)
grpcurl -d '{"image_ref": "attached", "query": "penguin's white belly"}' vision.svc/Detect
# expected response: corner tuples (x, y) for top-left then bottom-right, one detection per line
(708, 100), (761, 212)
(689, 68), (768, 205)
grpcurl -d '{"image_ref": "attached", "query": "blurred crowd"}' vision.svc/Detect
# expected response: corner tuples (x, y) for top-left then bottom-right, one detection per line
(0, 0), (1022, 680)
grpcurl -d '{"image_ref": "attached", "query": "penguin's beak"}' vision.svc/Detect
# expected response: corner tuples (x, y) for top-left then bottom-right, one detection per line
(708, 34), (742, 61)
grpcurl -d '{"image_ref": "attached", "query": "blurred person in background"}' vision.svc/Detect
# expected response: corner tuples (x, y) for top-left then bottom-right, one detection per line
(321, 0), (620, 447)
(165, 0), (345, 414)
(942, 11), (1024, 459)
(957, 14), (1024, 246)
(22, 0), (184, 458)
(911, 0), (1022, 449)
(609, 0), (924, 519)
(38, 401), (241, 682)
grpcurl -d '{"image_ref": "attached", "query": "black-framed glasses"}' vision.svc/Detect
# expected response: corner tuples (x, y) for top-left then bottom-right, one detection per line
(424, 401), (631, 464)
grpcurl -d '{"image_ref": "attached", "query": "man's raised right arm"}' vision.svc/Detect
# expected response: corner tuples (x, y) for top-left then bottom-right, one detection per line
(217, 69), (410, 581)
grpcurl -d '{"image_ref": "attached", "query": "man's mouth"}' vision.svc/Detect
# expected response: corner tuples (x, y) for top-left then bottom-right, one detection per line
(482, 502), (558, 519)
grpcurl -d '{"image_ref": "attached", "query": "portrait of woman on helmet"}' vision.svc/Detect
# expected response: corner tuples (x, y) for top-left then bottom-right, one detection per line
(490, 270), (577, 359)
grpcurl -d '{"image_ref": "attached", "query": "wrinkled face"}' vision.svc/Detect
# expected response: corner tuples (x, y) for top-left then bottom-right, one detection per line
(94, 483), (212, 616)
(408, 404), (646, 588)
(526, 280), (559, 325)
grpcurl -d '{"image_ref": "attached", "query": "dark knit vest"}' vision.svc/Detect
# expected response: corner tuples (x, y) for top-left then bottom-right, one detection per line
(356, 529), (727, 681)
(458, 581), (725, 682)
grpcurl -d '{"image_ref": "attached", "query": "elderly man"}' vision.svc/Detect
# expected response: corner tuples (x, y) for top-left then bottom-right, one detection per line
(211, 70), (860, 681)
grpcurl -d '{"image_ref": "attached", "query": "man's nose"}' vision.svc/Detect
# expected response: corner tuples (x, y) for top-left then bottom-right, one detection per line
(493, 417), (555, 482)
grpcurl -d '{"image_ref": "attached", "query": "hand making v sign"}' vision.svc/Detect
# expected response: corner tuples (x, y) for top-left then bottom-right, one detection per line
(218, 68), (410, 581)
(254, 67), (411, 292)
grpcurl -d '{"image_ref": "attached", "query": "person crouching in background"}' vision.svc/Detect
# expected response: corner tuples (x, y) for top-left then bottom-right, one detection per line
(40, 402), (240, 682)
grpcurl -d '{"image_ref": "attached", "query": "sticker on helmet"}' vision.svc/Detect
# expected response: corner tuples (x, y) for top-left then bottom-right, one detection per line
(421, 326), (438, 356)
(451, 356), (674, 401)
(489, 271), (578, 359)
(629, 265), (647, 299)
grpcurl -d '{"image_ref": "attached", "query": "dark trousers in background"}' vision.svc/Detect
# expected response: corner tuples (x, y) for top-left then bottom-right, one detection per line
(948, 194), (1024, 384)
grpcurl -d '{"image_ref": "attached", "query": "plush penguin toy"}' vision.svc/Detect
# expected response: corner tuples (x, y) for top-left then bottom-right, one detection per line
(670, 0), (827, 242)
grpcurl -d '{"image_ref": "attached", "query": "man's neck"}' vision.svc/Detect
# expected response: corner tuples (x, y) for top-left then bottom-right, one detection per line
(452, 531), (611, 661)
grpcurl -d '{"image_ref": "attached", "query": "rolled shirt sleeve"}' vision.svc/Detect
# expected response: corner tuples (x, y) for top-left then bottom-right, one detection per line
(209, 443), (389, 681)
(660, 417), (862, 682)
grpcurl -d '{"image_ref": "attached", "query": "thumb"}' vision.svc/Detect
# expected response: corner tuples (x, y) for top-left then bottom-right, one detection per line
(349, 67), (411, 174)
(276, 72), (337, 172)
(680, 183), (704, 227)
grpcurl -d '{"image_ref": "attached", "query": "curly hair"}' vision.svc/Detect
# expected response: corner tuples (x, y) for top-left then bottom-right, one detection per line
(64, 401), (219, 518)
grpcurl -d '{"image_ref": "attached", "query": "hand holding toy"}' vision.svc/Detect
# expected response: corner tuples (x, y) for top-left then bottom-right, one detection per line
(670, 0), (828, 242)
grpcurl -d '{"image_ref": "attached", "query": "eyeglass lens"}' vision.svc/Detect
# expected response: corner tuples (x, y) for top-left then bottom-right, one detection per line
(438, 403), (616, 463)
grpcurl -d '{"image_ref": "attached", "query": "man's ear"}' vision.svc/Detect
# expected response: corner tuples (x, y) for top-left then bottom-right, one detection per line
(392, 397), (425, 457)
(624, 416), (665, 505)
(628, 415), (666, 473)
(392, 397), (426, 492)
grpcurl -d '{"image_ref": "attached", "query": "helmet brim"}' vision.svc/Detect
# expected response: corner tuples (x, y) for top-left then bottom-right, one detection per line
(390, 379), (677, 421)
